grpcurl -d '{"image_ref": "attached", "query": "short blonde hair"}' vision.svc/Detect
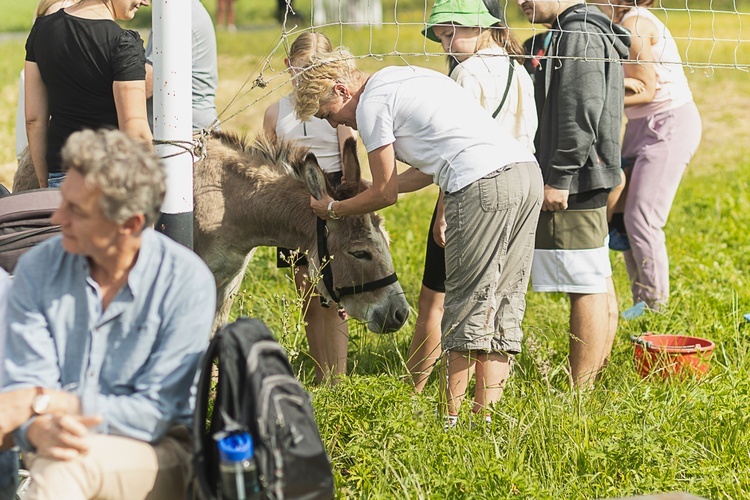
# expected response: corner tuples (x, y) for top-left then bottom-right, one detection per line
(292, 48), (363, 122)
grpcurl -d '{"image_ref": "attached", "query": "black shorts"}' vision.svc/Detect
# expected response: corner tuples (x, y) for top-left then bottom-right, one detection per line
(422, 198), (446, 293)
(277, 171), (343, 269)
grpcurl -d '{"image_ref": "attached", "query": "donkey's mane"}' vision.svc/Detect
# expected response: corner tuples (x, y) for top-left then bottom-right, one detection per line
(210, 130), (372, 208)
(211, 129), (309, 180)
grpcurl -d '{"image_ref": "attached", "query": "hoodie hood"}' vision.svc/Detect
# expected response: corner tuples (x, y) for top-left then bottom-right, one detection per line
(556, 4), (631, 60)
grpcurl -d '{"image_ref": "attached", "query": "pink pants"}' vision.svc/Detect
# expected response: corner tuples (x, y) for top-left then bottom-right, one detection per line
(621, 101), (702, 308)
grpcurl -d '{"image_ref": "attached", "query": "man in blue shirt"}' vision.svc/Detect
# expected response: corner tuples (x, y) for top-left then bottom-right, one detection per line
(3, 129), (216, 498)
(0, 268), (18, 499)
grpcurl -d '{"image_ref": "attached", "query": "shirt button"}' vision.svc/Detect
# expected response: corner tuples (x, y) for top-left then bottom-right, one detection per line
(88, 370), (96, 378)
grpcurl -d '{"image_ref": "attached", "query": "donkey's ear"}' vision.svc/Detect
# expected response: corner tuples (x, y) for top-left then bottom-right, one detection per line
(303, 153), (328, 200)
(341, 137), (361, 189)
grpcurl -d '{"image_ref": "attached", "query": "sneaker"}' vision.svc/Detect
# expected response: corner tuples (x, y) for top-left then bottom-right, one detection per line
(621, 301), (648, 320)
(608, 228), (631, 251)
(444, 414), (458, 431)
(469, 414), (492, 430)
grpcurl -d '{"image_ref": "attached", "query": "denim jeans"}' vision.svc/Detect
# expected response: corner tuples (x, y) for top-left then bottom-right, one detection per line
(0, 450), (19, 500)
(47, 171), (66, 188)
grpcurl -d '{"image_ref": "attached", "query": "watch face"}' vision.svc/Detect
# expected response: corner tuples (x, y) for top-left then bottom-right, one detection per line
(32, 394), (51, 415)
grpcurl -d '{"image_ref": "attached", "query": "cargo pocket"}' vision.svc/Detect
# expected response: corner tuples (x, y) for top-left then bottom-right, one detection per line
(479, 168), (520, 212)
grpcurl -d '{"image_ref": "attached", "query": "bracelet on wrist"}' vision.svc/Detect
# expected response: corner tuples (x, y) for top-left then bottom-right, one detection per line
(326, 200), (342, 220)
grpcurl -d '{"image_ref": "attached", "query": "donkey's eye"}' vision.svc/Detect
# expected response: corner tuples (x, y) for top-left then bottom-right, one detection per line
(350, 250), (372, 261)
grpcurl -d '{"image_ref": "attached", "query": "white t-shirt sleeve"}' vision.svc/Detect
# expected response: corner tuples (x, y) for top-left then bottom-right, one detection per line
(357, 100), (396, 153)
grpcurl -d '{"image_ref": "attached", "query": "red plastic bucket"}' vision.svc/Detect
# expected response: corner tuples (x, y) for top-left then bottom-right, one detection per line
(631, 332), (715, 379)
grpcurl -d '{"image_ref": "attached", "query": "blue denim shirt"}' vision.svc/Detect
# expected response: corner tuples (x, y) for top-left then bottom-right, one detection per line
(3, 229), (216, 451)
(0, 268), (9, 386)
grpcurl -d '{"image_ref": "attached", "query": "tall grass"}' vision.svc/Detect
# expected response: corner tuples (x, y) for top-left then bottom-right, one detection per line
(1, 2), (749, 497)
(222, 11), (750, 500)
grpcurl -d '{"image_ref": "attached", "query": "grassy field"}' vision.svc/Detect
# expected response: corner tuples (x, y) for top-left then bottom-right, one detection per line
(2, 2), (750, 498)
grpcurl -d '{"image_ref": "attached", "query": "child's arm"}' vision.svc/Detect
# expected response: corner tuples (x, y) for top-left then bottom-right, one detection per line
(262, 101), (280, 140)
(624, 77), (646, 96)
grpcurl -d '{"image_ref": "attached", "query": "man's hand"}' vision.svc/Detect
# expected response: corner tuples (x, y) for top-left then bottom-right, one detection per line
(27, 414), (101, 460)
(542, 185), (570, 212)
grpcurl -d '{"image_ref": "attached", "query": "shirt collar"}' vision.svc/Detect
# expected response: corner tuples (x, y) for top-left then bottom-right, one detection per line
(80, 228), (157, 300)
(126, 228), (158, 295)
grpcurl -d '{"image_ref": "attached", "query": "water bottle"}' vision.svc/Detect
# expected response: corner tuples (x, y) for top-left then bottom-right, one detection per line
(218, 432), (262, 500)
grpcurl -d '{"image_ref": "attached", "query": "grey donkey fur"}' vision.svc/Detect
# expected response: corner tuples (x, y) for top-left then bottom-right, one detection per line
(13, 132), (410, 334)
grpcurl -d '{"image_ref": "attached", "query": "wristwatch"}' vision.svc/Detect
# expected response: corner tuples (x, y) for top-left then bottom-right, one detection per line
(326, 200), (342, 220)
(31, 386), (51, 416)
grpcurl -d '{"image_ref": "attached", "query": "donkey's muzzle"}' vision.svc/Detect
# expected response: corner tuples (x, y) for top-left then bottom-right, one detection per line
(369, 301), (410, 334)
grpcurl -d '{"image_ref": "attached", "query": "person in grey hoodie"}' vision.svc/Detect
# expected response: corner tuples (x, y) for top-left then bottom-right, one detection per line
(517, 0), (630, 388)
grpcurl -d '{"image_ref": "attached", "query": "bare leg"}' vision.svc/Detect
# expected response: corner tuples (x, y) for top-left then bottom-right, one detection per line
(217, 0), (228, 28)
(446, 350), (474, 416)
(568, 292), (611, 389)
(473, 352), (510, 415)
(295, 266), (329, 383)
(322, 303), (348, 384)
(227, 0), (236, 30)
(607, 169), (627, 222)
(601, 276), (618, 370)
(407, 285), (444, 393)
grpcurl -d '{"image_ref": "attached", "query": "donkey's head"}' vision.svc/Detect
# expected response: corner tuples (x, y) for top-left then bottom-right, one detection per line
(302, 139), (410, 334)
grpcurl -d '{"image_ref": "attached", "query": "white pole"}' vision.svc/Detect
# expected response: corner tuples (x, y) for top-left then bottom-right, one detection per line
(152, 0), (193, 248)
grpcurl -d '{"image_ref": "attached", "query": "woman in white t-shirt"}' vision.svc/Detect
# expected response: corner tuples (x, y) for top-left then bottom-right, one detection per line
(293, 51), (543, 428)
(406, 0), (538, 399)
(263, 33), (355, 385)
(599, 0), (702, 316)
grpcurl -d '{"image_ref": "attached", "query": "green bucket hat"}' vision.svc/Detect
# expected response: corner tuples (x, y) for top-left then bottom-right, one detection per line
(423, 0), (505, 43)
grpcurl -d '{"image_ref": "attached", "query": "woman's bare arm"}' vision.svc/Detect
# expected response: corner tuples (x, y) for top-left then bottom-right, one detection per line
(262, 102), (280, 140)
(310, 143), (399, 218)
(622, 15), (658, 107)
(24, 62), (50, 188)
(397, 167), (433, 193)
(113, 80), (153, 149)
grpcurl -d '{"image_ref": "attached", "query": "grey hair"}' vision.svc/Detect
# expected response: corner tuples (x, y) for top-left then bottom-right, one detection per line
(61, 129), (165, 227)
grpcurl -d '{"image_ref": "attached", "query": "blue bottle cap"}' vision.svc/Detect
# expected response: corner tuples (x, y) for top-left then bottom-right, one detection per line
(217, 432), (254, 462)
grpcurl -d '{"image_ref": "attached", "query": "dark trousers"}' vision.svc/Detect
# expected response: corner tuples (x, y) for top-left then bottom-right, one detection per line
(0, 450), (19, 500)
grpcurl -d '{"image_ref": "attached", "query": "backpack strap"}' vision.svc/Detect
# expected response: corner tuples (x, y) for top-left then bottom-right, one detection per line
(193, 331), (222, 500)
(492, 61), (516, 119)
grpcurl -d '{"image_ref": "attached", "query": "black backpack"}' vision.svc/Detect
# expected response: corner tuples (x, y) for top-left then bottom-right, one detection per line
(194, 318), (334, 500)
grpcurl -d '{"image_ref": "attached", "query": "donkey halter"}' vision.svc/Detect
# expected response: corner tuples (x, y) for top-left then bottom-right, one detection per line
(316, 218), (399, 306)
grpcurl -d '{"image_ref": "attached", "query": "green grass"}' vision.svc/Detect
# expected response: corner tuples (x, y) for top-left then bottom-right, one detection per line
(3, 2), (750, 497)
(220, 11), (750, 500)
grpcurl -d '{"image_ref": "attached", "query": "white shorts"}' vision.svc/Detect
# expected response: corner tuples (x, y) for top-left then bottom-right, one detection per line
(531, 207), (612, 294)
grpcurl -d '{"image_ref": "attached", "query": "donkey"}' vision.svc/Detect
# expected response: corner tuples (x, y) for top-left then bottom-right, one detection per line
(13, 133), (410, 334)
